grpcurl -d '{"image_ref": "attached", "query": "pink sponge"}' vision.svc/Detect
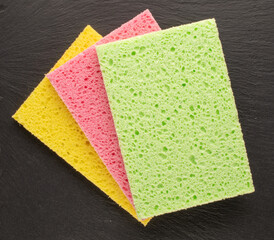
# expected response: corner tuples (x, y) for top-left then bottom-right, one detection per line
(47, 9), (160, 205)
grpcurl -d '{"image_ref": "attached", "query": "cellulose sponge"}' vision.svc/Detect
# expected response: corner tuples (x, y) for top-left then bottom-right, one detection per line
(96, 19), (255, 219)
(47, 10), (161, 205)
(12, 25), (150, 225)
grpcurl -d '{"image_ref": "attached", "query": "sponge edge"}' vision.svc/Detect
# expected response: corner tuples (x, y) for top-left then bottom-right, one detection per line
(47, 9), (161, 205)
(12, 25), (150, 226)
(96, 19), (254, 219)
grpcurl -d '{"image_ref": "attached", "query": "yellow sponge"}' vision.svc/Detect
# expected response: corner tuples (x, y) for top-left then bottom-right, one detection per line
(12, 25), (150, 226)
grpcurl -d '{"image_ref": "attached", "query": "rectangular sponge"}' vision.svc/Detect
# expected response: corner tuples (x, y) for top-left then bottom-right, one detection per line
(12, 25), (150, 225)
(96, 19), (255, 219)
(47, 10), (161, 205)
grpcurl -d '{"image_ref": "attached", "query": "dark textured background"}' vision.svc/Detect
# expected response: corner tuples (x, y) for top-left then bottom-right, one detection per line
(0, 0), (274, 239)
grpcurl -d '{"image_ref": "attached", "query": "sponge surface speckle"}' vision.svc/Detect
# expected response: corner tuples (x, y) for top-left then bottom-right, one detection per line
(96, 19), (254, 219)
(12, 25), (150, 225)
(47, 10), (160, 204)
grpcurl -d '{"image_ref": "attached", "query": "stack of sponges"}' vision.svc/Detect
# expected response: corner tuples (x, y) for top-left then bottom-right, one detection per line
(13, 9), (254, 224)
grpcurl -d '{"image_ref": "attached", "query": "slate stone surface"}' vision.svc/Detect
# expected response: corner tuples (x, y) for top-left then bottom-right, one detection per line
(0, 0), (273, 239)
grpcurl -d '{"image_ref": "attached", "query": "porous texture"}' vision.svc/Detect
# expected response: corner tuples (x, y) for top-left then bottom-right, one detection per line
(12, 25), (150, 225)
(47, 9), (160, 205)
(96, 19), (255, 219)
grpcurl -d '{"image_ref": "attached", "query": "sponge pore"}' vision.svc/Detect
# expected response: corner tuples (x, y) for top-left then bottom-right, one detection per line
(47, 9), (161, 205)
(12, 25), (150, 225)
(96, 19), (254, 219)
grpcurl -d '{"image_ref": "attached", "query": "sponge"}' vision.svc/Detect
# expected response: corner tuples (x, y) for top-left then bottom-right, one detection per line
(47, 9), (161, 205)
(12, 25), (150, 225)
(96, 19), (255, 219)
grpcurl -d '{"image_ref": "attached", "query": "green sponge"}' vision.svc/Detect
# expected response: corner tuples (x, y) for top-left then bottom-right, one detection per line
(96, 19), (254, 219)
